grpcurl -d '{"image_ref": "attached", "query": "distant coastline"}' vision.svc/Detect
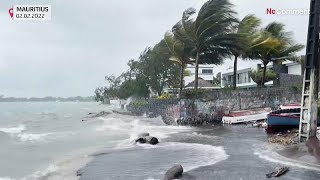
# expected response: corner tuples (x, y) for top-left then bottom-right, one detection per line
(0, 96), (94, 102)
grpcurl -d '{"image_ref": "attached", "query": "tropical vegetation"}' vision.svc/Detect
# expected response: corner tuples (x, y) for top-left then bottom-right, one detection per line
(249, 69), (276, 87)
(94, 0), (304, 101)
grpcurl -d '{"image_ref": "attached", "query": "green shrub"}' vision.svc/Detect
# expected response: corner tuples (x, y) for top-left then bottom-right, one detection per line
(157, 93), (174, 100)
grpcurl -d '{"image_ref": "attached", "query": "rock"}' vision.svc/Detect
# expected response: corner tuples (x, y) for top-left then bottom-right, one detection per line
(149, 137), (159, 145)
(163, 164), (183, 180)
(148, 112), (158, 118)
(135, 136), (159, 145)
(112, 110), (135, 116)
(135, 137), (146, 144)
(84, 111), (111, 119)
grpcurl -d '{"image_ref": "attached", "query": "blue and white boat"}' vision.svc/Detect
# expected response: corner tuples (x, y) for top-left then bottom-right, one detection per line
(266, 108), (300, 133)
(266, 104), (319, 133)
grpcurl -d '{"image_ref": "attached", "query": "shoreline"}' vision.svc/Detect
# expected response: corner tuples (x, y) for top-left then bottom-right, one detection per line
(74, 120), (320, 180)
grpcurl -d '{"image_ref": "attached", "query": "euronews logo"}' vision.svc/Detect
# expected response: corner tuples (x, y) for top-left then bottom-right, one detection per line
(266, 8), (310, 15)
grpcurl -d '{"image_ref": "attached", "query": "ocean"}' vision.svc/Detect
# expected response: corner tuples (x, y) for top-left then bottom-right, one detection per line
(1, 102), (320, 180)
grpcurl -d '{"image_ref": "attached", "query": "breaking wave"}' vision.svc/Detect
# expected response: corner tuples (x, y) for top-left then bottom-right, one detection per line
(0, 177), (14, 180)
(0, 124), (26, 134)
(0, 124), (75, 142)
(17, 133), (52, 142)
(157, 142), (229, 171)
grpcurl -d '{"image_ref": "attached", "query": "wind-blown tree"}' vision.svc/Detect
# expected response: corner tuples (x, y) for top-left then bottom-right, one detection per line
(138, 41), (180, 96)
(248, 22), (304, 87)
(178, 0), (243, 89)
(164, 24), (194, 97)
(231, 14), (261, 89)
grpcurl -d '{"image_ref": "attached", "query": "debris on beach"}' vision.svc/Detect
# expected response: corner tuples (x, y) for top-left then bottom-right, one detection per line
(82, 111), (111, 121)
(266, 166), (289, 178)
(252, 121), (267, 128)
(268, 130), (298, 146)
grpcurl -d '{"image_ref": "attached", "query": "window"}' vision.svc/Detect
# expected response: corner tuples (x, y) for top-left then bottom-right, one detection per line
(202, 69), (213, 74)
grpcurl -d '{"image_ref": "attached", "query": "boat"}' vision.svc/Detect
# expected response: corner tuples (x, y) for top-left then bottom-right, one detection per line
(222, 108), (271, 124)
(266, 108), (300, 133)
(279, 104), (301, 110)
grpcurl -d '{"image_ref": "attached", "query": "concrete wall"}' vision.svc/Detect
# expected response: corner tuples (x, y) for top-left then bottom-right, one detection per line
(279, 74), (303, 87)
(163, 87), (302, 125)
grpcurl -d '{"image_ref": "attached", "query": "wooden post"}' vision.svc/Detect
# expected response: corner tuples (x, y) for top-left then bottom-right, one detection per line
(299, 0), (320, 142)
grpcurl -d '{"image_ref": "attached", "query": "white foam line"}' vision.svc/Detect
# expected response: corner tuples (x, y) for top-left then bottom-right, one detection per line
(254, 150), (320, 171)
(0, 177), (14, 180)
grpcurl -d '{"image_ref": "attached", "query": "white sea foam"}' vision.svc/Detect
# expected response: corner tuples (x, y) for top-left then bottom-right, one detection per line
(17, 133), (52, 142)
(191, 132), (217, 139)
(157, 142), (229, 172)
(23, 165), (59, 180)
(33, 148), (99, 180)
(254, 144), (320, 172)
(0, 124), (26, 134)
(0, 124), (68, 142)
(0, 177), (14, 180)
(111, 118), (193, 150)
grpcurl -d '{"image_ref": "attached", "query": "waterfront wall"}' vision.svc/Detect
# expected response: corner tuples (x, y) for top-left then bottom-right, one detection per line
(162, 87), (302, 125)
(279, 73), (303, 87)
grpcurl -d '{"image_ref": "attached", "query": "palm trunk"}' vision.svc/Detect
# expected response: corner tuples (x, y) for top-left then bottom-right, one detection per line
(262, 62), (267, 88)
(194, 52), (200, 89)
(179, 65), (184, 98)
(233, 56), (238, 90)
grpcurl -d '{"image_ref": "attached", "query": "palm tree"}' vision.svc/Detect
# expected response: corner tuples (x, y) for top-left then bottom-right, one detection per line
(231, 15), (261, 89)
(248, 22), (304, 87)
(164, 22), (194, 98)
(178, 0), (242, 89)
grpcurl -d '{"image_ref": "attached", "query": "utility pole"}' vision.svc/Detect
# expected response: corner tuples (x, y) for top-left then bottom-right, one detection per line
(299, 0), (320, 142)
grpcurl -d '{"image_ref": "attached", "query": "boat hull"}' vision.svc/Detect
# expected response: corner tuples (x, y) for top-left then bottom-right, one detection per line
(266, 114), (300, 133)
(266, 108), (320, 133)
(222, 113), (268, 124)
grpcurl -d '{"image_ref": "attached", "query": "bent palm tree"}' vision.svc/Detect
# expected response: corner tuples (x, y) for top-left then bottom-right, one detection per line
(231, 15), (261, 89)
(178, 0), (242, 89)
(248, 22), (304, 87)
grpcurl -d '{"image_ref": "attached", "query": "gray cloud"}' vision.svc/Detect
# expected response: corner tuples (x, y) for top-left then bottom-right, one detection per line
(0, 0), (309, 97)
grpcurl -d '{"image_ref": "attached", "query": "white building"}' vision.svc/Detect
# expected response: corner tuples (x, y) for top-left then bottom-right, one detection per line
(221, 61), (302, 88)
(184, 64), (215, 86)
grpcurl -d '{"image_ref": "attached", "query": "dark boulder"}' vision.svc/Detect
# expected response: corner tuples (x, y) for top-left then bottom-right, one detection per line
(135, 136), (159, 145)
(163, 164), (183, 180)
(135, 137), (147, 144)
(84, 111), (111, 119)
(149, 137), (159, 145)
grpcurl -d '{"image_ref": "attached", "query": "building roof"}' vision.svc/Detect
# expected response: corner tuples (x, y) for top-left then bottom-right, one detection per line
(221, 61), (300, 75)
(185, 78), (214, 88)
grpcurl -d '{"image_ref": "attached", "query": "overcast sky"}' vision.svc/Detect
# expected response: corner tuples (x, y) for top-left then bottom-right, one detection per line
(0, 0), (310, 97)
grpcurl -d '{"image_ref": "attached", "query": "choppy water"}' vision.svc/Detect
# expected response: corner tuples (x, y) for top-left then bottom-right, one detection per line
(1, 102), (320, 180)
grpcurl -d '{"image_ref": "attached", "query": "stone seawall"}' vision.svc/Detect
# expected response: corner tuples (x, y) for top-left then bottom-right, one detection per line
(126, 87), (302, 126)
(163, 87), (302, 126)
